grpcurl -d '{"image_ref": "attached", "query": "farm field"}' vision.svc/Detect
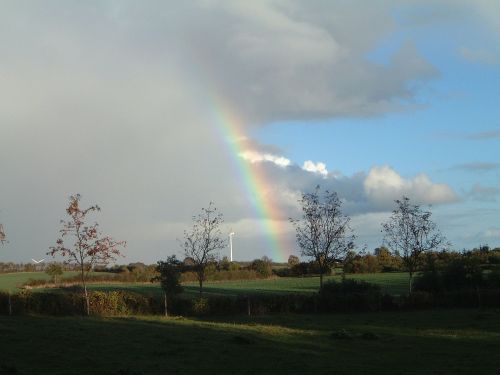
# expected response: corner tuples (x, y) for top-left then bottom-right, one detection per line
(0, 309), (499, 374)
(86, 272), (409, 297)
(0, 272), (55, 292)
(0, 271), (113, 292)
(0, 271), (409, 296)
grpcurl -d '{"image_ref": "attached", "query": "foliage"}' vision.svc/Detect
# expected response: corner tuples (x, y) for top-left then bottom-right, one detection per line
(287, 255), (300, 268)
(48, 194), (126, 315)
(251, 256), (273, 278)
(182, 202), (226, 295)
(382, 196), (446, 294)
(151, 255), (183, 316)
(319, 279), (382, 312)
(45, 263), (63, 284)
(290, 186), (355, 289)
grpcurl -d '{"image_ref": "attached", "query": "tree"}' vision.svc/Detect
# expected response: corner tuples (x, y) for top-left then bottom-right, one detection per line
(251, 256), (273, 278)
(48, 194), (125, 315)
(182, 202), (226, 295)
(46, 263), (63, 285)
(382, 196), (446, 295)
(290, 186), (355, 289)
(151, 255), (183, 317)
(287, 255), (300, 268)
(0, 223), (7, 245)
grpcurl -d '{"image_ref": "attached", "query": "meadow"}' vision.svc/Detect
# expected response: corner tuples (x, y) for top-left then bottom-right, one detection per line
(1, 309), (499, 374)
(82, 272), (409, 298)
(0, 271), (112, 292)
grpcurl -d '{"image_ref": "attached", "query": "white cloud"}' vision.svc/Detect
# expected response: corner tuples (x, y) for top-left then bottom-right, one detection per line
(302, 160), (328, 176)
(364, 166), (458, 207)
(239, 150), (291, 167)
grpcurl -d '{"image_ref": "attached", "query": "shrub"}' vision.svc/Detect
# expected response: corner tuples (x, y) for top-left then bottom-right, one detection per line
(319, 280), (382, 312)
(192, 298), (210, 315)
(413, 271), (444, 294)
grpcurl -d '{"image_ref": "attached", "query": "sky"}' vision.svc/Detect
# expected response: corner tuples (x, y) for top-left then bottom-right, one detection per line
(0, 0), (499, 264)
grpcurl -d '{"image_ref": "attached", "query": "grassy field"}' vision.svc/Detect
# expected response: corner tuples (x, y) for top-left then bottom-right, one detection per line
(0, 309), (499, 374)
(0, 272), (110, 292)
(86, 272), (409, 298)
(0, 271), (409, 297)
(0, 272), (54, 292)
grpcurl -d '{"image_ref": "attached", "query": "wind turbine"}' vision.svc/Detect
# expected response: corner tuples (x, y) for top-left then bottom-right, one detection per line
(229, 232), (235, 262)
(31, 258), (45, 264)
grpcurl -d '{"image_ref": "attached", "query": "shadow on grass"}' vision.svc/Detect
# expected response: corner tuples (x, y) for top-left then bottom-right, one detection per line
(1, 309), (500, 374)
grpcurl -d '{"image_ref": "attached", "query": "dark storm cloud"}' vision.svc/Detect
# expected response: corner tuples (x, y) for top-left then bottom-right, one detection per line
(0, 1), (475, 261)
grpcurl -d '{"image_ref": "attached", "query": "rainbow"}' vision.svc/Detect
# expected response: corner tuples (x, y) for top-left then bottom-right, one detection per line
(181, 54), (293, 262)
(207, 98), (292, 262)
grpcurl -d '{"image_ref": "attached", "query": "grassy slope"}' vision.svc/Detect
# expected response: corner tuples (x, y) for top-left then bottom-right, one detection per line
(0, 309), (499, 374)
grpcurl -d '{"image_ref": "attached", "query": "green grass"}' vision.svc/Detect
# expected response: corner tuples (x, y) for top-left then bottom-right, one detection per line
(0, 272), (54, 292)
(0, 271), (409, 297)
(0, 309), (499, 374)
(0, 272), (112, 292)
(86, 272), (409, 298)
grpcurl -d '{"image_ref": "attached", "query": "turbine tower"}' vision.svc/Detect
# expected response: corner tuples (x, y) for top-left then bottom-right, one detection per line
(229, 232), (235, 262)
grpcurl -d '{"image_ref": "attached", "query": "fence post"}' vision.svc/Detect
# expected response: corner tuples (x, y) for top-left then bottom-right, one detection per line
(8, 290), (12, 316)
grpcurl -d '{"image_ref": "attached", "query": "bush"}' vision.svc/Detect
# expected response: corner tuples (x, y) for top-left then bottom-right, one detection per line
(192, 298), (210, 315)
(319, 280), (382, 312)
(413, 271), (444, 294)
(251, 257), (273, 278)
(0, 290), (161, 316)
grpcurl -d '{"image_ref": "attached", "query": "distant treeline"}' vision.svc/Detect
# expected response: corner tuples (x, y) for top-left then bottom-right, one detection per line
(7, 245), (500, 286)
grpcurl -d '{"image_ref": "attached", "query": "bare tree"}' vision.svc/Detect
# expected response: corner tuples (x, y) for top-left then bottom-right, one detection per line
(382, 196), (446, 295)
(182, 202), (226, 295)
(290, 186), (355, 289)
(48, 194), (126, 315)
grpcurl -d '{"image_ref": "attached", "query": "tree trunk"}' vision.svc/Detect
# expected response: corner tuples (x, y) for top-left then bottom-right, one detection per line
(319, 272), (324, 290)
(8, 291), (12, 316)
(408, 272), (413, 295)
(476, 285), (481, 309)
(164, 292), (168, 317)
(198, 279), (203, 296)
(84, 283), (90, 316)
(81, 268), (90, 316)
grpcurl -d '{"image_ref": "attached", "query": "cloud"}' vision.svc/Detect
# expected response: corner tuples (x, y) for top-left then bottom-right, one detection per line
(484, 228), (500, 239)
(0, 1), (478, 262)
(460, 47), (500, 65)
(239, 151), (291, 168)
(452, 162), (500, 172)
(465, 131), (500, 140)
(302, 161), (328, 176)
(363, 166), (458, 207)
(467, 184), (500, 201)
(180, 2), (439, 123)
(245, 161), (458, 218)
